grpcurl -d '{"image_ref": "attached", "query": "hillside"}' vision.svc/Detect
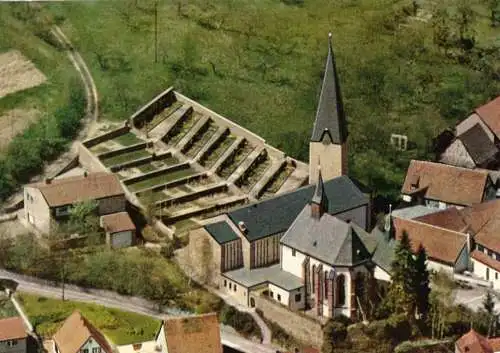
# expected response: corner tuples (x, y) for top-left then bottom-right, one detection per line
(40, 0), (500, 199)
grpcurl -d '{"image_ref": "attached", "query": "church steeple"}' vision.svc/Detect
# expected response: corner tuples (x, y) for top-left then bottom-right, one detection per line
(310, 32), (347, 144)
(311, 168), (328, 219)
(309, 32), (349, 185)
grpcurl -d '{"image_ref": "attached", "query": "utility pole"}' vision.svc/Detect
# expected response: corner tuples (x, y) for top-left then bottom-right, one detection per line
(154, 1), (158, 64)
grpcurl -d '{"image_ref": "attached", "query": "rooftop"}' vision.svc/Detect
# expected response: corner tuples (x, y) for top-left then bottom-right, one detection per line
(456, 329), (495, 353)
(391, 205), (440, 220)
(29, 172), (124, 207)
(459, 123), (498, 165)
(101, 212), (135, 233)
(222, 264), (303, 291)
(0, 316), (26, 341)
(205, 221), (239, 244)
(475, 95), (500, 139)
(401, 160), (490, 206)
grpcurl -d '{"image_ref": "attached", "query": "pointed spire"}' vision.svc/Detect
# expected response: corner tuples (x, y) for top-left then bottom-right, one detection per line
(310, 32), (347, 144)
(311, 167), (328, 218)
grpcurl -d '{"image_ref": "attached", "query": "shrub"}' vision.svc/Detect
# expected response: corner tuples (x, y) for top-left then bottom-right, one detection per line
(160, 242), (175, 259)
(219, 304), (262, 339)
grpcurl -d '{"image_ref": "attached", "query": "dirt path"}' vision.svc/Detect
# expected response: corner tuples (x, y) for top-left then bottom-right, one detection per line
(3, 25), (99, 208)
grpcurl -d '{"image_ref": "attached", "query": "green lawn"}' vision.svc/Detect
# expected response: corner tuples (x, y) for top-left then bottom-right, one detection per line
(100, 149), (150, 167)
(127, 167), (197, 192)
(16, 292), (161, 345)
(39, 0), (499, 199)
(112, 132), (144, 147)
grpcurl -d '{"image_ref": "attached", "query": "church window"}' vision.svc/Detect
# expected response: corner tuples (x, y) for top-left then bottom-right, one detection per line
(336, 274), (346, 306)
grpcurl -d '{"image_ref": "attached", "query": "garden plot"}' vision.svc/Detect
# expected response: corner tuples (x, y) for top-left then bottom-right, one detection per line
(158, 190), (235, 216)
(100, 148), (151, 167)
(217, 140), (255, 179)
(126, 166), (198, 192)
(0, 50), (46, 98)
(136, 155), (180, 173)
(162, 111), (201, 147)
(261, 162), (296, 198)
(236, 152), (272, 193)
(145, 100), (183, 132)
(111, 132), (144, 147)
(183, 121), (219, 158)
(199, 133), (236, 168)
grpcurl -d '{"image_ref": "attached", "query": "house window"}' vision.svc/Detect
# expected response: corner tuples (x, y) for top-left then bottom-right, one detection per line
(292, 249), (296, 257)
(229, 283), (232, 289)
(496, 272), (498, 280)
(295, 294), (301, 302)
(224, 280), (227, 287)
(83, 349), (89, 353)
(92, 348), (101, 353)
(478, 244), (484, 252)
(55, 205), (71, 217)
(234, 285), (237, 292)
(7, 340), (18, 346)
(277, 294), (281, 301)
(270, 291), (274, 298)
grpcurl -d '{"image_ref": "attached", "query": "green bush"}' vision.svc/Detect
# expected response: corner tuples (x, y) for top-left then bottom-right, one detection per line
(219, 304), (262, 339)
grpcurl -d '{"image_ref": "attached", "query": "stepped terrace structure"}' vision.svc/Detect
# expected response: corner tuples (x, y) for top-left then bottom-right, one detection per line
(76, 87), (308, 235)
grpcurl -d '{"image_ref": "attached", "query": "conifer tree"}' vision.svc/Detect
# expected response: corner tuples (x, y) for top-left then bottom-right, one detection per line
(414, 244), (430, 319)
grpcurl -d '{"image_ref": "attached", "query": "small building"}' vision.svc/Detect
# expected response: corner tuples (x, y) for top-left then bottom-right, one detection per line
(155, 313), (222, 353)
(100, 212), (136, 248)
(401, 160), (496, 209)
(0, 317), (27, 353)
(53, 311), (114, 353)
(24, 172), (126, 234)
(456, 329), (500, 353)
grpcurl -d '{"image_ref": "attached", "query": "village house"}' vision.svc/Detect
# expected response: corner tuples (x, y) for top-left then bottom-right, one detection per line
(400, 160), (497, 209)
(53, 311), (114, 353)
(181, 33), (394, 322)
(455, 329), (500, 353)
(0, 317), (27, 353)
(155, 313), (222, 353)
(439, 95), (500, 170)
(23, 172), (132, 238)
(100, 212), (136, 249)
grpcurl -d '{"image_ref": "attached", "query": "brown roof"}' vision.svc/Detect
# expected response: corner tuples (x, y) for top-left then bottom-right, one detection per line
(471, 250), (500, 273)
(401, 160), (489, 206)
(460, 199), (500, 235)
(163, 313), (222, 353)
(476, 96), (500, 139)
(414, 207), (468, 232)
(456, 329), (493, 353)
(53, 311), (113, 353)
(101, 212), (135, 233)
(488, 337), (500, 351)
(393, 217), (467, 265)
(30, 172), (124, 207)
(0, 317), (26, 341)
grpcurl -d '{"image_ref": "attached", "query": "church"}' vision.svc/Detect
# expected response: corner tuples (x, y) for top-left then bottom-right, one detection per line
(183, 33), (394, 321)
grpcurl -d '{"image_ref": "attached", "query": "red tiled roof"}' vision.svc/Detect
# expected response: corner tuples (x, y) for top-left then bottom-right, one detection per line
(460, 199), (500, 234)
(0, 317), (26, 341)
(163, 313), (222, 353)
(471, 250), (500, 273)
(30, 172), (124, 207)
(53, 311), (113, 353)
(476, 96), (500, 139)
(393, 217), (467, 265)
(488, 337), (500, 351)
(414, 207), (468, 232)
(101, 212), (135, 233)
(456, 329), (494, 353)
(401, 160), (489, 206)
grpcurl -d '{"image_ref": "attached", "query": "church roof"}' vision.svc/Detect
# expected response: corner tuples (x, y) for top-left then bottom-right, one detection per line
(280, 205), (371, 267)
(311, 169), (328, 212)
(224, 175), (368, 242)
(311, 33), (348, 144)
(459, 123), (498, 166)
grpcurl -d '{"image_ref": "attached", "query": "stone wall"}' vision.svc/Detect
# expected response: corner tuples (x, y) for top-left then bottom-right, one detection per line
(130, 87), (176, 129)
(78, 143), (108, 173)
(253, 295), (324, 348)
(83, 125), (130, 148)
(97, 141), (150, 159)
(123, 162), (189, 185)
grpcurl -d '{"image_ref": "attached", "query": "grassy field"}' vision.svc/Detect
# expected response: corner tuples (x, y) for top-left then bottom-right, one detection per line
(32, 0), (500, 199)
(17, 292), (161, 345)
(0, 4), (78, 135)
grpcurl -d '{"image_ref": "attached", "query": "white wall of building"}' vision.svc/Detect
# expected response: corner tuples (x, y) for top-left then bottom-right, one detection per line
(472, 259), (500, 291)
(80, 337), (105, 353)
(268, 284), (289, 307)
(373, 266), (391, 283)
(155, 324), (167, 353)
(427, 260), (454, 274)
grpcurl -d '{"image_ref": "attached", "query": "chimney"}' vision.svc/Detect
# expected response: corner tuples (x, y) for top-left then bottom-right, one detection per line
(238, 221), (247, 233)
(45, 177), (52, 184)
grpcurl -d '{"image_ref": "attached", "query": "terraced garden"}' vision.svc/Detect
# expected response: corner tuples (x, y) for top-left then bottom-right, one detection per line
(81, 91), (308, 236)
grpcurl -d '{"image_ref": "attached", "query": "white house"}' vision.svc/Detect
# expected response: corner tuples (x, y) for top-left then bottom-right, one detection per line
(53, 311), (113, 353)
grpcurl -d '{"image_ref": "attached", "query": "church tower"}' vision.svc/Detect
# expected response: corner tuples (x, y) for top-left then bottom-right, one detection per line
(309, 33), (348, 185)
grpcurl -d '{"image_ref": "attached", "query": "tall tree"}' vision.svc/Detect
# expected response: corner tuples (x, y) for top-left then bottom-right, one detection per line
(484, 290), (497, 337)
(414, 244), (430, 319)
(386, 231), (417, 317)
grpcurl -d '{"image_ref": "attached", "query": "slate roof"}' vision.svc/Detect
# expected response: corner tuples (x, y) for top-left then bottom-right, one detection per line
(475, 95), (500, 139)
(370, 227), (397, 274)
(459, 123), (498, 165)
(310, 33), (347, 144)
(53, 311), (113, 353)
(0, 317), (26, 341)
(205, 221), (239, 244)
(312, 169), (328, 209)
(226, 175), (368, 242)
(456, 329), (494, 353)
(162, 313), (222, 353)
(391, 205), (440, 220)
(30, 172), (124, 207)
(392, 217), (467, 265)
(401, 160), (490, 206)
(280, 206), (371, 267)
(222, 264), (303, 290)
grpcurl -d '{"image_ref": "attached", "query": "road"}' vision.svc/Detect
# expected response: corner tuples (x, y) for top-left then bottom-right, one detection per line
(0, 269), (280, 353)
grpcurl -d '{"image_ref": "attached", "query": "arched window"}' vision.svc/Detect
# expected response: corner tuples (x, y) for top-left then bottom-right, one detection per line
(336, 274), (346, 306)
